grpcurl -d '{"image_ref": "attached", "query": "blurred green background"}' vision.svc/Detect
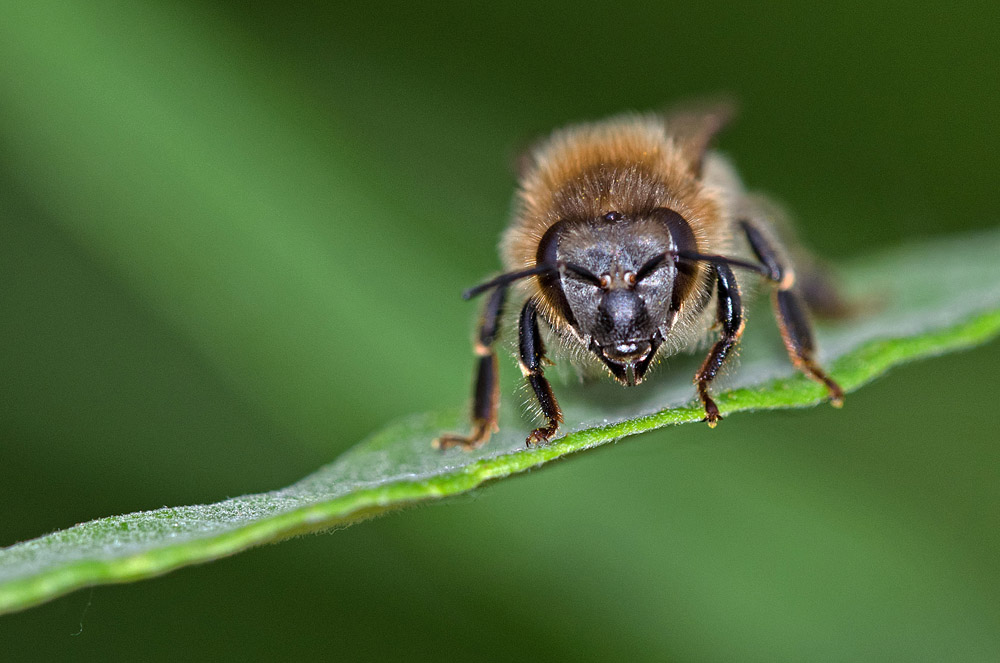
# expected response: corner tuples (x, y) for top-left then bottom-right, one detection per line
(2, 1), (999, 660)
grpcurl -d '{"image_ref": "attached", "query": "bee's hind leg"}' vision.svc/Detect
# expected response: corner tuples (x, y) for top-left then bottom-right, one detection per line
(739, 220), (845, 407)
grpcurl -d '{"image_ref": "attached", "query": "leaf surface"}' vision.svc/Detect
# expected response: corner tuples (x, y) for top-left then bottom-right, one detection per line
(1, 230), (998, 615)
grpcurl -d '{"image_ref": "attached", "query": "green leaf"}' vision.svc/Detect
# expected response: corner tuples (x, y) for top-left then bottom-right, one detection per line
(2, 229), (999, 615)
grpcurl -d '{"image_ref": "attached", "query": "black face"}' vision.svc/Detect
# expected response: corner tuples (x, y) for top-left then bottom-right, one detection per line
(537, 209), (694, 386)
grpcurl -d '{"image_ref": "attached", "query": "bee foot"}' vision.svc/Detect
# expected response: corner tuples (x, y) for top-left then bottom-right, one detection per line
(525, 424), (559, 447)
(703, 400), (722, 428)
(433, 424), (491, 451)
(825, 379), (845, 408)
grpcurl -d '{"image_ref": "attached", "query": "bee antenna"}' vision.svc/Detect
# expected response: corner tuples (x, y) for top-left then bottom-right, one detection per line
(561, 262), (603, 287)
(462, 264), (558, 300)
(673, 250), (771, 278)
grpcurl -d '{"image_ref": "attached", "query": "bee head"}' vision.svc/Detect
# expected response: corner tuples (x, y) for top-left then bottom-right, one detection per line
(537, 208), (697, 385)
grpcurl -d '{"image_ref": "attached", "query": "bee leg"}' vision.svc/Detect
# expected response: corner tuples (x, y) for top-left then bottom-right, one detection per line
(434, 286), (507, 451)
(795, 262), (856, 319)
(695, 263), (744, 427)
(740, 220), (845, 406)
(519, 297), (563, 446)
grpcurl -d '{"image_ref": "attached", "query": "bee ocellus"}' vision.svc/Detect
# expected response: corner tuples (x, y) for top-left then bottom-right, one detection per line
(435, 104), (844, 450)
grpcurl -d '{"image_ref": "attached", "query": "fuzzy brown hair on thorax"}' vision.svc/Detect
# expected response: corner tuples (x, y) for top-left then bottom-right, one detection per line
(502, 114), (730, 295)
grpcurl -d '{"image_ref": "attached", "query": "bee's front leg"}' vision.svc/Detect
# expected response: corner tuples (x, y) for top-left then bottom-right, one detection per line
(519, 297), (563, 446)
(694, 263), (745, 426)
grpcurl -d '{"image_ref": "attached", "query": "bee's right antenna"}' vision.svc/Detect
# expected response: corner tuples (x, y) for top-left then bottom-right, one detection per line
(462, 264), (557, 300)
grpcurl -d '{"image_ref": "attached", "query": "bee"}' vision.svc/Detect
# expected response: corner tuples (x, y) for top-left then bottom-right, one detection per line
(435, 104), (844, 450)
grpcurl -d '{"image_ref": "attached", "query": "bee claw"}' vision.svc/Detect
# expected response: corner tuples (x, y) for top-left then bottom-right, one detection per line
(432, 435), (467, 451)
(434, 425), (491, 452)
(703, 399), (722, 428)
(826, 379), (845, 408)
(525, 424), (559, 447)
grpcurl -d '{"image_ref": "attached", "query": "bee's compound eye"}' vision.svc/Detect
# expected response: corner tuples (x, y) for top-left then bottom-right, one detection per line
(602, 211), (623, 223)
(625, 271), (637, 287)
(599, 274), (612, 289)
